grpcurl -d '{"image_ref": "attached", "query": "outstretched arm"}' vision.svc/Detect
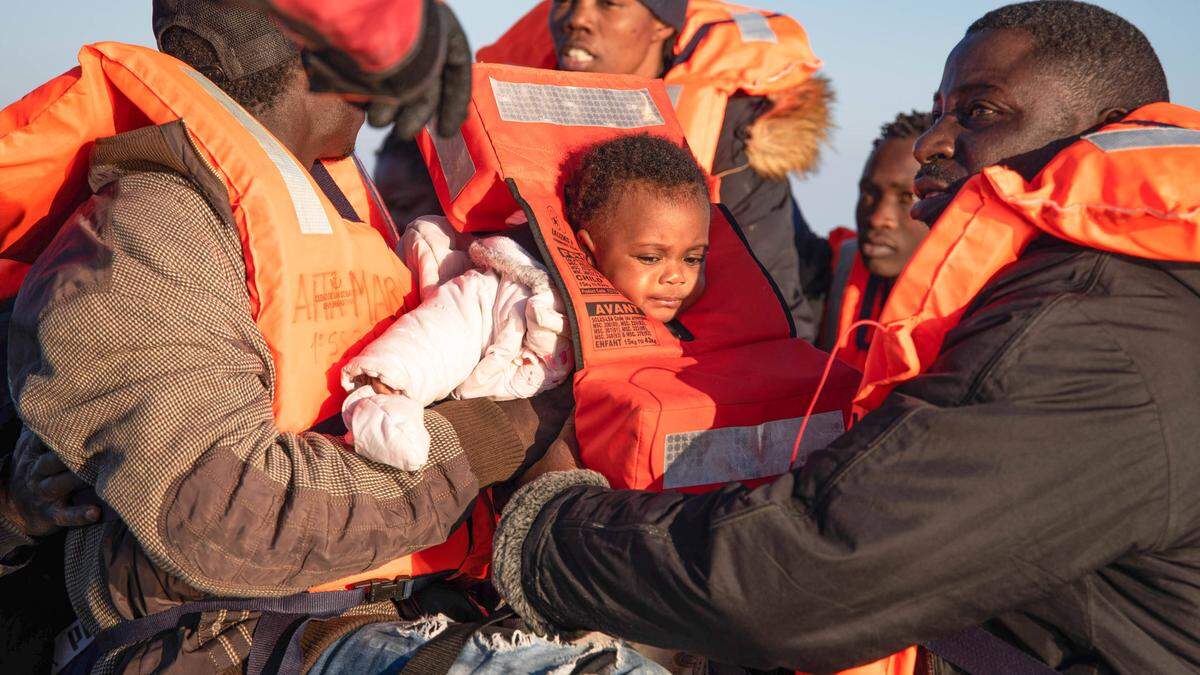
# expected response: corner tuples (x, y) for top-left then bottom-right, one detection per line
(494, 300), (1166, 671)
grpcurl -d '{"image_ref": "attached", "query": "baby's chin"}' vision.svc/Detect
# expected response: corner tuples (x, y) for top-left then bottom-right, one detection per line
(640, 304), (683, 324)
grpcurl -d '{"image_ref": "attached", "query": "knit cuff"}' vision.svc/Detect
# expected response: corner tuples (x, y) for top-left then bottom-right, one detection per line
(492, 469), (609, 635)
(427, 399), (526, 487)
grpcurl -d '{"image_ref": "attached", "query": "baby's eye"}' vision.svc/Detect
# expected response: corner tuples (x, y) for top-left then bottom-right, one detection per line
(636, 255), (661, 265)
(685, 255), (706, 266)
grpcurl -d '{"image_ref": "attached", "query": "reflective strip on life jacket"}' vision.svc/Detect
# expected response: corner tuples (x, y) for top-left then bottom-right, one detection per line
(1085, 126), (1200, 152)
(476, 0), (822, 171)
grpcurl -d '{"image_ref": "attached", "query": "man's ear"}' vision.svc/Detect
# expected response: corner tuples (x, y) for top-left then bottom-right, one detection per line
(653, 21), (676, 44)
(576, 229), (598, 266)
(1095, 107), (1130, 129)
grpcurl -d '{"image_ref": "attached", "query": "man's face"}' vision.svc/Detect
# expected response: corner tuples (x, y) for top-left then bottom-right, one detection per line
(549, 0), (674, 78)
(911, 29), (1093, 225)
(856, 137), (928, 279)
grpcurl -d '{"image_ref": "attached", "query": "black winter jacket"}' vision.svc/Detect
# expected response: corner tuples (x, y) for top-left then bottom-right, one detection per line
(714, 94), (822, 341)
(510, 237), (1200, 673)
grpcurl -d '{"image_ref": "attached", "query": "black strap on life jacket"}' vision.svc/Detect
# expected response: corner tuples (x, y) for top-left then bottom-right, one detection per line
(818, 238), (858, 351)
(854, 274), (891, 351)
(86, 574), (447, 675)
(397, 607), (516, 675)
(924, 626), (1059, 675)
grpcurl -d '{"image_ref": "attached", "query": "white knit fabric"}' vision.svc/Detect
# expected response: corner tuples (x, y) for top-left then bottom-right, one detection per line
(342, 216), (573, 470)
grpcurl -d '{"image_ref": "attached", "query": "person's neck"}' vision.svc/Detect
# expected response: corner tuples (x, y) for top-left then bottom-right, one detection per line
(257, 105), (318, 169)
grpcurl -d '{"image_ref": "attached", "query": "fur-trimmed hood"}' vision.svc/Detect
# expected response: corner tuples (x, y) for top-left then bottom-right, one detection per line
(745, 74), (834, 181)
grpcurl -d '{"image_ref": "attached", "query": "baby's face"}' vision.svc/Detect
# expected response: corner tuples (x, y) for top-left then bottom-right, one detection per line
(580, 188), (711, 323)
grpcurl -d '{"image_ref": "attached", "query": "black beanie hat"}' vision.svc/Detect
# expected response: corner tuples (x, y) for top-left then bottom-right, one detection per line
(638, 0), (687, 32)
(153, 0), (299, 80)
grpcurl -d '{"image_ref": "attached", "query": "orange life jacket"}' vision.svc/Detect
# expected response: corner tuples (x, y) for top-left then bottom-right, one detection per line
(0, 42), (494, 592)
(418, 62), (915, 674)
(855, 102), (1200, 418)
(475, 0), (823, 173)
(819, 231), (882, 376)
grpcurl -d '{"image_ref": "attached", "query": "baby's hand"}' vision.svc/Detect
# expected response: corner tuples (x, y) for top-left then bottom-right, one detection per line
(353, 374), (399, 396)
(342, 387), (431, 471)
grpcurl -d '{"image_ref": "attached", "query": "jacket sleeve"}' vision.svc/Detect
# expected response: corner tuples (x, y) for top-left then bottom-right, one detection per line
(0, 507), (34, 577)
(715, 95), (818, 341)
(501, 296), (1168, 671)
(8, 172), (528, 597)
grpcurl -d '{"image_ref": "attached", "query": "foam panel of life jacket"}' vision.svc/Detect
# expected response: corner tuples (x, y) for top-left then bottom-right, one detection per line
(418, 64), (860, 491)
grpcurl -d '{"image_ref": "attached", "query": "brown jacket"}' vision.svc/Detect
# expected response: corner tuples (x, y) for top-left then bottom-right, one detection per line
(8, 123), (533, 672)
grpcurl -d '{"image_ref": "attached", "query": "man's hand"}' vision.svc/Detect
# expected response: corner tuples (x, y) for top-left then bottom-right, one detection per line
(495, 383), (574, 468)
(515, 415), (582, 488)
(5, 430), (99, 538)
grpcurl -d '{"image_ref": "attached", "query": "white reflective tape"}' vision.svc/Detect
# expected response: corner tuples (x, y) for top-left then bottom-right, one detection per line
(490, 78), (665, 129)
(1084, 127), (1200, 153)
(663, 411), (844, 489)
(51, 619), (94, 675)
(425, 124), (476, 200)
(732, 12), (777, 44)
(665, 84), (684, 109)
(184, 68), (334, 235)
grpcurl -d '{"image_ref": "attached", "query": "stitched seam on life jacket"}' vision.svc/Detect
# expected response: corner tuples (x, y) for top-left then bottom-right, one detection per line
(1003, 194), (1200, 224)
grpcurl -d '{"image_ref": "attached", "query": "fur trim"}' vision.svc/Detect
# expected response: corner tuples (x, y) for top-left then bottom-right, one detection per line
(492, 470), (610, 636)
(745, 74), (834, 180)
(469, 236), (554, 295)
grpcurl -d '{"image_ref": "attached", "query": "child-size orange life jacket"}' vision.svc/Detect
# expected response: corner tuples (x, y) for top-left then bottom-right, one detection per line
(0, 42), (494, 592)
(418, 63), (917, 675)
(418, 62), (858, 490)
(475, 0), (823, 174)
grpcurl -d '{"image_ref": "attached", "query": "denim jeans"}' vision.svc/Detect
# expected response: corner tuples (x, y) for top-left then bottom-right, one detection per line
(309, 615), (668, 674)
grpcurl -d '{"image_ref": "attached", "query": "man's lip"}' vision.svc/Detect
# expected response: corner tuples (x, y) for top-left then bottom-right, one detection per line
(910, 190), (954, 223)
(913, 176), (950, 200)
(860, 241), (898, 258)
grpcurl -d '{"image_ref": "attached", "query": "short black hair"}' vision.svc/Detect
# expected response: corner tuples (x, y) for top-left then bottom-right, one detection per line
(967, 1), (1168, 112)
(159, 26), (299, 114)
(873, 110), (934, 149)
(564, 134), (709, 231)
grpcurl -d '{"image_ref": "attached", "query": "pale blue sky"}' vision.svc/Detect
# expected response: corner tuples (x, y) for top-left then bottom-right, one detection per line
(4, 1), (1196, 233)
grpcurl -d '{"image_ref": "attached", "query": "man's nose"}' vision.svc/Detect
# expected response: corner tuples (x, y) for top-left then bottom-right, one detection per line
(914, 114), (955, 166)
(563, 0), (597, 31)
(869, 199), (898, 231)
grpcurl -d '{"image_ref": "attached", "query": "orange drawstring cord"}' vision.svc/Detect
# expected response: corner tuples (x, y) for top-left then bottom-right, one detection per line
(789, 319), (887, 469)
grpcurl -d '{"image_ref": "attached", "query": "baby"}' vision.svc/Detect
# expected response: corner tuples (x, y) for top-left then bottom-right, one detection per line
(342, 133), (711, 470)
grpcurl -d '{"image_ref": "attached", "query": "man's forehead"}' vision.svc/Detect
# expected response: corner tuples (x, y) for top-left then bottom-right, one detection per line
(862, 137), (918, 182)
(937, 29), (1040, 98)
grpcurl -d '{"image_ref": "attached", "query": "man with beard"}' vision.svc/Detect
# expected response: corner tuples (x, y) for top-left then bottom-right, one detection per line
(819, 111), (933, 373)
(489, 2), (1200, 672)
